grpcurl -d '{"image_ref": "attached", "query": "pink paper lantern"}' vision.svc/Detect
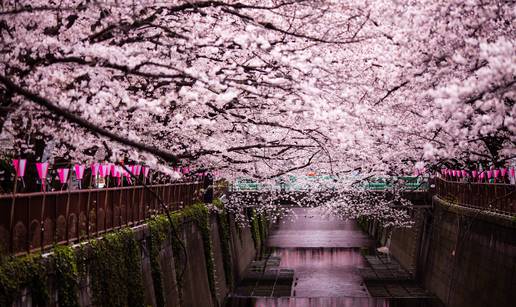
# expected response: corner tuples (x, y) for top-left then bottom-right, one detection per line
(124, 168), (131, 177)
(123, 167), (132, 185)
(480, 172), (485, 179)
(111, 166), (119, 177)
(493, 169), (500, 178)
(115, 166), (123, 186)
(510, 168), (515, 178)
(105, 164), (113, 176)
(36, 162), (49, 180)
(134, 165), (142, 176)
(461, 170), (467, 177)
(501, 168), (507, 177)
(91, 163), (100, 177)
(12, 159), (27, 177)
(57, 168), (70, 184)
(74, 164), (85, 180)
(99, 164), (109, 177)
(472, 170), (478, 178)
(487, 170), (492, 179)
(142, 166), (150, 177)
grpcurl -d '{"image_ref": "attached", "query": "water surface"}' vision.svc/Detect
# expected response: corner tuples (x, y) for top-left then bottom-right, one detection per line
(227, 207), (441, 307)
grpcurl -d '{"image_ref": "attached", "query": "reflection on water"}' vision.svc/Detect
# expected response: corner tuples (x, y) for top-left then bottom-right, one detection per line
(273, 248), (368, 297)
(267, 208), (374, 248)
(276, 248), (366, 268)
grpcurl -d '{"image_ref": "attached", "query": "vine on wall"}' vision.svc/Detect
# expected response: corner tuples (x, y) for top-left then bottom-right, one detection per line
(148, 215), (169, 307)
(248, 208), (262, 251)
(0, 199), (240, 307)
(257, 214), (268, 248)
(53, 246), (80, 307)
(214, 198), (233, 287)
(0, 253), (48, 307)
(148, 202), (218, 305)
(183, 203), (217, 300)
(88, 228), (145, 307)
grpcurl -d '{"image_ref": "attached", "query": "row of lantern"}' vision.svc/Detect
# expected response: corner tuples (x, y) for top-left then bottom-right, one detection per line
(440, 168), (516, 180)
(11, 159), (153, 189)
(11, 159), (216, 188)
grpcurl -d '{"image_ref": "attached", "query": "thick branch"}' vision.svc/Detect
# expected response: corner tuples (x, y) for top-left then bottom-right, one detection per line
(0, 74), (182, 163)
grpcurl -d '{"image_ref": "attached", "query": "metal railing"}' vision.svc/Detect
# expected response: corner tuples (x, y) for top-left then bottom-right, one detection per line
(0, 182), (204, 255)
(434, 178), (516, 216)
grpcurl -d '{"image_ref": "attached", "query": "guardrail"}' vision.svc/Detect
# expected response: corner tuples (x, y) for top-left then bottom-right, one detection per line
(230, 178), (429, 192)
(435, 178), (515, 216)
(0, 182), (204, 255)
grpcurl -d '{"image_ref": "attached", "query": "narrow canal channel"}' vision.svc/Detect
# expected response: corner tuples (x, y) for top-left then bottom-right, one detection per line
(227, 207), (443, 307)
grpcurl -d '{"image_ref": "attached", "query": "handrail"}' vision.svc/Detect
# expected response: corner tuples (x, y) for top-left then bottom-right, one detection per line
(0, 181), (205, 255)
(434, 177), (515, 216)
(0, 182), (201, 199)
(434, 177), (514, 188)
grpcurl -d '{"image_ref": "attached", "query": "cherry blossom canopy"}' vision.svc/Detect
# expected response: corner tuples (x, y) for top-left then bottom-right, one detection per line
(0, 0), (514, 179)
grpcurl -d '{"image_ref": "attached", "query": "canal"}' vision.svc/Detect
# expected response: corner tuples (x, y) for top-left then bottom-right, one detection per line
(227, 207), (443, 307)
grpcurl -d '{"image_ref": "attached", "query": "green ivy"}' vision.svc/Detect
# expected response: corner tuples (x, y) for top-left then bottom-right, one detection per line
(257, 214), (268, 247)
(0, 253), (48, 306)
(148, 203), (218, 304)
(246, 208), (270, 258)
(182, 203), (217, 300)
(357, 217), (369, 232)
(249, 209), (261, 250)
(168, 212), (184, 303)
(53, 246), (79, 307)
(124, 231), (146, 307)
(0, 200), (234, 307)
(89, 228), (145, 307)
(148, 215), (169, 307)
(214, 199), (233, 287)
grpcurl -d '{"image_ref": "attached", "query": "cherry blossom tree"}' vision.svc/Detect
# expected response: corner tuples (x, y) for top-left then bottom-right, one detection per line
(366, 0), (515, 170)
(0, 0), (514, 224)
(0, 0), (371, 177)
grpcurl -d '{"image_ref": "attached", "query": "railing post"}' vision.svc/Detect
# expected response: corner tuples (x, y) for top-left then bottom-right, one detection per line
(178, 184), (183, 210)
(53, 193), (58, 248)
(85, 188), (91, 239)
(26, 196), (30, 254)
(166, 185), (171, 211)
(65, 190), (71, 244)
(111, 189), (115, 230)
(118, 188), (123, 228)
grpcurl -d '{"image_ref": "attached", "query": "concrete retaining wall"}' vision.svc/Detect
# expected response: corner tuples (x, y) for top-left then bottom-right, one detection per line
(363, 197), (516, 307)
(422, 197), (516, 307)
(12, 211), (258, 307)
(136, 214), (257, 307)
